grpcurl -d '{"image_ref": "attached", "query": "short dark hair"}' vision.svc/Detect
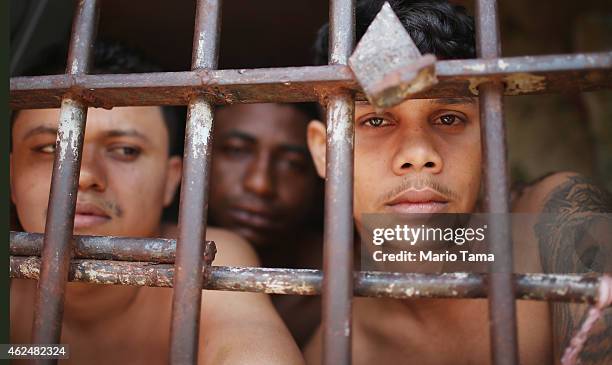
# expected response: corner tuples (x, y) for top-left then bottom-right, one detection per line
(292, 102), (321, 121)
(16, 40), (184, 156)
(314, 0), (475, 65)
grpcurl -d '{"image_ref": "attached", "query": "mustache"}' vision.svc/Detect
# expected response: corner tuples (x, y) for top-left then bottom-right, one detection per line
(43, 195), (123, 218)
(379, 176), (459, 204)
(80, 196), (123, 217)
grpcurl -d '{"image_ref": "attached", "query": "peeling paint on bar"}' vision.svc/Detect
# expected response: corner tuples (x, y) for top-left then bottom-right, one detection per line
(476, 0), (519, 363)
(169, 1), (221, 362)
(10, 53), (612, 109)
(503, 73), (547, 95)
(56, 99), (85, 168)
(10, 256), (607, 305)
(497, 59), (509, 70)
(10, 231), (217, 265)
(464, 63), (487, 72)
(31, 0), (99, 348)
(186, 99), (214, 160)
(328, 94), (354, 147)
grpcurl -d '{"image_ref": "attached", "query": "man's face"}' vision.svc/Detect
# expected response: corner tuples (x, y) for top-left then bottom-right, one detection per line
(307, 98), (481, 228)
(209, 103), (320, 247)
(10, 106), (182, 238)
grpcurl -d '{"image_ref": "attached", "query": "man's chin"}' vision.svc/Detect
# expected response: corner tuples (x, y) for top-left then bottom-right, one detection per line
(233, 226), (274, 247)
(73, 225), (117, 237)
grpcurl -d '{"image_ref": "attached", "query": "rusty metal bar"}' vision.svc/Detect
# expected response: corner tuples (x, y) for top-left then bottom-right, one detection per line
(9, 231), (216, 264)
(30, 0), (98, 356)
(476, 0), (519, 364)
(169, 0), (221, 363)
(10, 52), (612, 109)
(10, 255), (607, 305)
(322, 1), (355, 364)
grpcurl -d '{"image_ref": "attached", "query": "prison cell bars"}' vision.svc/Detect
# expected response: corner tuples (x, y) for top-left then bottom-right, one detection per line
(475, 0), (519, 364)
(169, 0), (221, 363)
(7, 0), (612, 364)
(11, 53), (612, 108)
(321, 0), (355, 364)
(8, 232), (605, 303)
(30, 2), (98, 364)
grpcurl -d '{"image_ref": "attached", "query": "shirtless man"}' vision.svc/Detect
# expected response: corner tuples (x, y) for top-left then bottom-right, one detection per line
(209, 103), (324, 347)
(9, 43), (303, 364)
(304, 1), (611, 364)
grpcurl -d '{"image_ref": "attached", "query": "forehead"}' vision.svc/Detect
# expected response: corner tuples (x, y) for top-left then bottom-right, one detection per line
(214, 103), (309, 142)
(355, 97), (478, 112)
(12, 106), (168, 141)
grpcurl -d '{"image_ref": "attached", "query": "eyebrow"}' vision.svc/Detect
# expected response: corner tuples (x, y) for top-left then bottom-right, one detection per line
(429, 97), (476, 105)
(23, 126), (58, 140)
(104, 129), (152, 144)
(223, 130), (308, 154)
(223, 130), (257, 143)
(356, 97), (476, 106)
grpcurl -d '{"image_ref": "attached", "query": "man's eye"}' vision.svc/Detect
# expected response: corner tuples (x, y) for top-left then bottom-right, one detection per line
(34, 144), (56, 154)
(223, 144), (249, 156)
(435, 114), (464, 126)
(363, 117), (391, 128)
(109, 146), (141, 160)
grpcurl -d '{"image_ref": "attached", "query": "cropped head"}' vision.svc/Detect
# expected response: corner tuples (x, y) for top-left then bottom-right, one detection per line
(209, 103), (322, 247)
(308, 0), (480, 228)
(10, 41), (183, 237)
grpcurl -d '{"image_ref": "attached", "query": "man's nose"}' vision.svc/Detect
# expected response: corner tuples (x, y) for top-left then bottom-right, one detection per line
(243, 153), (275, 198)
(391, 128), (443, 176)
(78, 147), (107, 192)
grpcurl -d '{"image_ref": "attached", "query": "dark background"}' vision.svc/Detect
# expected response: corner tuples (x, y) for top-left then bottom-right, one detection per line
(10, 0), (330, 73)
(10, 0), (612, 73)
(9, 0), (612, 189)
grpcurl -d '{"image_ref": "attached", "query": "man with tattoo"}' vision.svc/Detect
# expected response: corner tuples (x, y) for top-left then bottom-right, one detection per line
(304, 1), (611, 364)
(10, 42), (304, 364)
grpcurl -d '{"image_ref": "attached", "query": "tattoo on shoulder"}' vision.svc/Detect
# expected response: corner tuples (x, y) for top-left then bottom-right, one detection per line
(536, 175), (612, 272)
(534, 175), (612, 364)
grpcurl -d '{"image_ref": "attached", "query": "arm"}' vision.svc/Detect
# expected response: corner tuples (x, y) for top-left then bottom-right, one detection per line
(528, 173), (612, 364)
(198, 227), (304, 365)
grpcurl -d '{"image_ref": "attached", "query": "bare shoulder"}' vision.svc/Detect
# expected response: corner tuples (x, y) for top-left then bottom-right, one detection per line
(206, 227), (260, 267)
(161, 222), (260, 267)
(515, 172), (612, 364)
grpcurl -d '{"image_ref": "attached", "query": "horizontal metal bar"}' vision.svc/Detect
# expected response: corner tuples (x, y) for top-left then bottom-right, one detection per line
(10, 256), (606, 305)
(10, 231), (216, 264)
(10, 52), (612, 109)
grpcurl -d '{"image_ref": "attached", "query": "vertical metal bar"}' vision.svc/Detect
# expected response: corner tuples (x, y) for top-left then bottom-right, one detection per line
(322, 1), (355, 364)
(30, 0), (98, 358)
(475, 1), (519, 365)
(168, 0), (221, 363)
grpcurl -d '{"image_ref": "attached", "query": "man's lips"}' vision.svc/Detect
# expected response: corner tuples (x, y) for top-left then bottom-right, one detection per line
(74, 202), (111, 229)
(385, 188), (449, 214)
(228, 205), (278, 230)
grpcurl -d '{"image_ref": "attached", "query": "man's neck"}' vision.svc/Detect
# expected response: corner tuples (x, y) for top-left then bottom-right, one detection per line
(256, 230), (322, 269)
(63, 279), (142, 327)
(61, 227), (164, 326)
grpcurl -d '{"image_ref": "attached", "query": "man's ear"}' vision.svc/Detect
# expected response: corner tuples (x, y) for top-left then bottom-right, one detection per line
(163, 156), (183, 207)
(307, 119), (327, 178)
